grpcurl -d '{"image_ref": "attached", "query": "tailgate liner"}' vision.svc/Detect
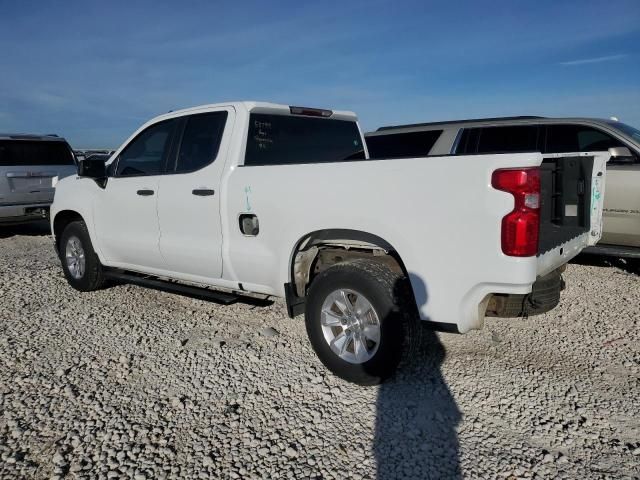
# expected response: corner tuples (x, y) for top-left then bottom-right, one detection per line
(538, 156), (593, 255)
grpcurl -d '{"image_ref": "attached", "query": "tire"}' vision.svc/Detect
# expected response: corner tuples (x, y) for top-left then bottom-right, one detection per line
(305, 259), (420, 385)
(59, 220), (105, 292)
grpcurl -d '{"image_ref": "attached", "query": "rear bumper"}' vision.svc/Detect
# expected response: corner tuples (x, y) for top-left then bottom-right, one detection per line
(485, 268), (564, 318)
(0, 204), (50, 224)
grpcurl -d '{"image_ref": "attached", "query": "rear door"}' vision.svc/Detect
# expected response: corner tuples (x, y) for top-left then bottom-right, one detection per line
(0, 140), (75, 207)
(156, 108), (232, 279)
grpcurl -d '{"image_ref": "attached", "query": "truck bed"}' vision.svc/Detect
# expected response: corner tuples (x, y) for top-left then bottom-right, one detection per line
(223, 151), (607, 333)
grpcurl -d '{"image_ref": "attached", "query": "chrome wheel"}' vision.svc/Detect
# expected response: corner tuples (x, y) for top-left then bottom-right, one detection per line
(320, 289), (381, 364)
(65, 235), (85, 280)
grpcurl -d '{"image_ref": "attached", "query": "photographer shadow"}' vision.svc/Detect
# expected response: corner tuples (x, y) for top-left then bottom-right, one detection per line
(374, 274), (462, 479)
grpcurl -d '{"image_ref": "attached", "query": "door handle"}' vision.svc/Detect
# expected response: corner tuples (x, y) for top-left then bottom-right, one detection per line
(192, 189), (215, 196)
(136, 189), (154, 196)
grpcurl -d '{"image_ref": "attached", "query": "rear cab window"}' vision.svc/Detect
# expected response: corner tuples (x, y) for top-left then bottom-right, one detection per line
(366, 130), (443, 159)
(244, 114), (364, 166)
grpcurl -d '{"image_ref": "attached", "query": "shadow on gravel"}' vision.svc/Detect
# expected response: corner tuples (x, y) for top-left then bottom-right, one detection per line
(374, 275), (461, 479)
(375, 329), (461, 479)
(571, 253), (640, 276)
(0, 220), (51, 239)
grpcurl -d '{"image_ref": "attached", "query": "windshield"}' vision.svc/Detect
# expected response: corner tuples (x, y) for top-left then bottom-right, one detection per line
(604, 121), (640, 143)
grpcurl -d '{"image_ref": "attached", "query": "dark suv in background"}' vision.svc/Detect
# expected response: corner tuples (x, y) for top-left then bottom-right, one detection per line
(366, 117), (640, 259)
(0, 134), (76, 224)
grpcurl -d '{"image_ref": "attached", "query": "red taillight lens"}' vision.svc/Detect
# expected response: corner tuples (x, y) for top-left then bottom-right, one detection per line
(491, 167), (541, 257)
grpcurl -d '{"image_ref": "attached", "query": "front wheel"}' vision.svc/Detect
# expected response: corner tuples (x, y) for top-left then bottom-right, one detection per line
(305, 259), (419, 385)
(59, 220), (105, 292)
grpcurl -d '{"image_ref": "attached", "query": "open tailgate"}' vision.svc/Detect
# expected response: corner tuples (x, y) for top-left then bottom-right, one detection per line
(537, 151), (608, 276)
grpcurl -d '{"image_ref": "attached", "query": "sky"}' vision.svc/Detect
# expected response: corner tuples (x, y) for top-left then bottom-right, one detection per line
(0, 0), (639, 148)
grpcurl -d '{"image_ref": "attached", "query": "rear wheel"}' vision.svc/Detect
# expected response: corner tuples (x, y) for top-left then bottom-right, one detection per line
(59, 220), (105, 291)
(305, 259), (419, 385)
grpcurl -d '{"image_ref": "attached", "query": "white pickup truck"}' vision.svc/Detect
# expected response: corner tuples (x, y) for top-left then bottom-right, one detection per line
(51, 102), (608, 384)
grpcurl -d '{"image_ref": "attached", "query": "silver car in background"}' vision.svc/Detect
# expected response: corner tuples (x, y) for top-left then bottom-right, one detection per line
(366, 117), (640, 259)
(0, 134), (77, 224)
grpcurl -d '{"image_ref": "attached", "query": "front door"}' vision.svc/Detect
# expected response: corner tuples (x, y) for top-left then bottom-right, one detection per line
(157, 108), (232, 279)
(93, 119), (177, 270)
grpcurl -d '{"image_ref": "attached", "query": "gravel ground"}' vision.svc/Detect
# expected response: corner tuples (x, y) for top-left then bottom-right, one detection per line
(1, 222), (639, 480)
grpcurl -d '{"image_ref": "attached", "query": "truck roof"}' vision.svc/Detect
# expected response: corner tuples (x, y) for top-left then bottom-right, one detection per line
(150, 101), (359, 124)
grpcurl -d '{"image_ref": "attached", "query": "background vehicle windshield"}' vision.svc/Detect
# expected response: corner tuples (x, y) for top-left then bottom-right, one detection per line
(605, 121), (640, 143)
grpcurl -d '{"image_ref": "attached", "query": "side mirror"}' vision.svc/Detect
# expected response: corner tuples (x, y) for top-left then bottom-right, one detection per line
(78, 158), (107, 179)
(608, 146), (635, 163)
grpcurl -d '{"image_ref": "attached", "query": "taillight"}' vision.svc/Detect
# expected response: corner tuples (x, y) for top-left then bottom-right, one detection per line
(491, 167), (541, 257)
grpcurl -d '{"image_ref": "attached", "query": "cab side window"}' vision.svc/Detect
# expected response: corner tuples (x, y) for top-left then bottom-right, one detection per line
(174, 111), (228, 173)
(116, 120), (176, 177)
(545, 125), (624, 153)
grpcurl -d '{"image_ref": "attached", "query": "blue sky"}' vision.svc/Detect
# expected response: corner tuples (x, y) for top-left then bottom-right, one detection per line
(0, 0), (639, 148)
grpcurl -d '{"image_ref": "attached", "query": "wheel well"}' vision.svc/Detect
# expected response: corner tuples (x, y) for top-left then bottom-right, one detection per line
(289, 229), (409, 298)
(53, 210), (84, 249)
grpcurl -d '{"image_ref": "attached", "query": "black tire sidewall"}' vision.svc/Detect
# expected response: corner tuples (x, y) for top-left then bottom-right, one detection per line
(59, 221), (102, 291)
(305, 263), (405, 385)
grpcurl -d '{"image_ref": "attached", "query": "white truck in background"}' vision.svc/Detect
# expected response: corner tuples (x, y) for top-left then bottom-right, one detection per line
(50, 102), (607, 384)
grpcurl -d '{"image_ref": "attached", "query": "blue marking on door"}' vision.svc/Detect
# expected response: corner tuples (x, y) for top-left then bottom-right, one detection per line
(244, 186), (252, 211)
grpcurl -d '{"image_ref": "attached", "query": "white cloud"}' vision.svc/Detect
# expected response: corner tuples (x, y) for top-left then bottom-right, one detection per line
(559, 54), (627, 66)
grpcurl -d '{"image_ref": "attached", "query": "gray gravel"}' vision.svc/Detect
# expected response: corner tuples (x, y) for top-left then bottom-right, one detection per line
(1, 222), (639, 479)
